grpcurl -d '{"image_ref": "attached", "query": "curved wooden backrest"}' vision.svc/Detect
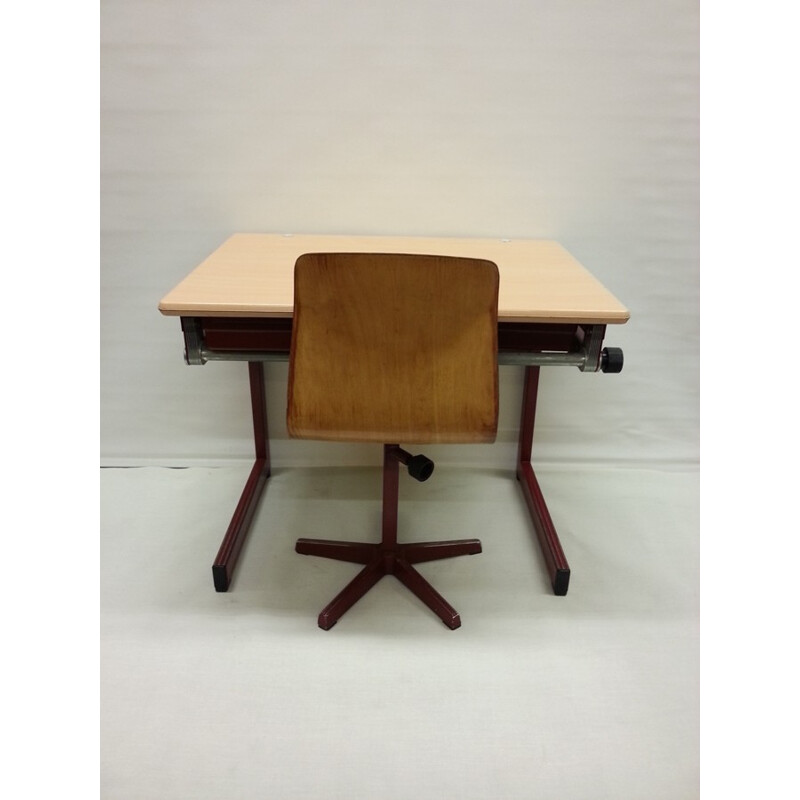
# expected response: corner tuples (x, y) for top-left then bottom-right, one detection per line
(287, 253), (499, 444)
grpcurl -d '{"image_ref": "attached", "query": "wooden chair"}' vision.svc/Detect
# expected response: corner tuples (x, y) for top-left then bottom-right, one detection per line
(287, 252), (499, 629)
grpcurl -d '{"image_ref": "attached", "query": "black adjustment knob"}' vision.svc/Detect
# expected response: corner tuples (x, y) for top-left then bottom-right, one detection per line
(601, 347), (624, 373)
(407, 454), (435, 482)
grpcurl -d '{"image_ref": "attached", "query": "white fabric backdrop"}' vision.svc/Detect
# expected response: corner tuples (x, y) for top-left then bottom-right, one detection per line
(101, 0), (699, 467)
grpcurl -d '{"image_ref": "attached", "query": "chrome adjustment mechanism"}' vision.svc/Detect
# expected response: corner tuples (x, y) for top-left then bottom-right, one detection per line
(181, 317), (206, 365)
(182, 318), (623, 373)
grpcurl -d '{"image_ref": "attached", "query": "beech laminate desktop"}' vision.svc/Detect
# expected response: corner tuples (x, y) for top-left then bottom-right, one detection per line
(158, 233), (629, 324)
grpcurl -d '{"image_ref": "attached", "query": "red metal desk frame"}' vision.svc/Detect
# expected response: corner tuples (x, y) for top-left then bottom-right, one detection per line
(185, 316), (600, 597)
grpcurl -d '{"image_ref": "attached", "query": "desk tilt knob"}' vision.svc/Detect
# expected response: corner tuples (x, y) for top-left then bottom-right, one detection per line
(600, 347), (624, 373)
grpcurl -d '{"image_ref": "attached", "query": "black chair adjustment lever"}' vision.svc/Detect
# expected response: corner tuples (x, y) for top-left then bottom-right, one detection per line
(389, 446), (435, 482)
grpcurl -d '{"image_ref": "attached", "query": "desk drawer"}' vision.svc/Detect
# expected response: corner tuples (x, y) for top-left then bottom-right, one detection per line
(192, 317), (583, 355)
(198, 317), (293, 351)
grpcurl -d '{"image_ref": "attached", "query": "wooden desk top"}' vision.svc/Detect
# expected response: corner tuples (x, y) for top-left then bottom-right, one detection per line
(158, 233), (629, 325)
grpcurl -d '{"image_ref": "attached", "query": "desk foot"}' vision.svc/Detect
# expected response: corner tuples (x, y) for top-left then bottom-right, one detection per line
(517, 366), (571, 596)
(212, 362), (271, 592)
(517, 463), (571, 595)
(212, 458), (270, 591)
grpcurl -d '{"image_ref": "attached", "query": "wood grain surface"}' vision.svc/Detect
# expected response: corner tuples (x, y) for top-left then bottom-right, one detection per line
(286, 253), (499, 444)
(158, 233), (629, 324)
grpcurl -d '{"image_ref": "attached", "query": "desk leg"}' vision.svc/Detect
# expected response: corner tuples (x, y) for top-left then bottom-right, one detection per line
(516, 366), (570, 596)
(212, 362), (271, 592)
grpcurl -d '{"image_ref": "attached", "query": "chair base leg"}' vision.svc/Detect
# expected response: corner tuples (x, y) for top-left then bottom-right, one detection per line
(295, 538), (482, 630)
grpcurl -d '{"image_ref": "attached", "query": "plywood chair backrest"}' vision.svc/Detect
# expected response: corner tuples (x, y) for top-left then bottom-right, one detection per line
(287, 253), (499, 444)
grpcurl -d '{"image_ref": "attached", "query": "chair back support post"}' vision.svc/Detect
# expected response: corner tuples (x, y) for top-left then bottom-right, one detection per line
(382, 444), (400, 547)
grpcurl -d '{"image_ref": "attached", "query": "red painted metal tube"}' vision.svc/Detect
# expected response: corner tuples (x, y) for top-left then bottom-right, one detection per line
(211, 362), (271, 591)
(516, 365), (571, 595)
